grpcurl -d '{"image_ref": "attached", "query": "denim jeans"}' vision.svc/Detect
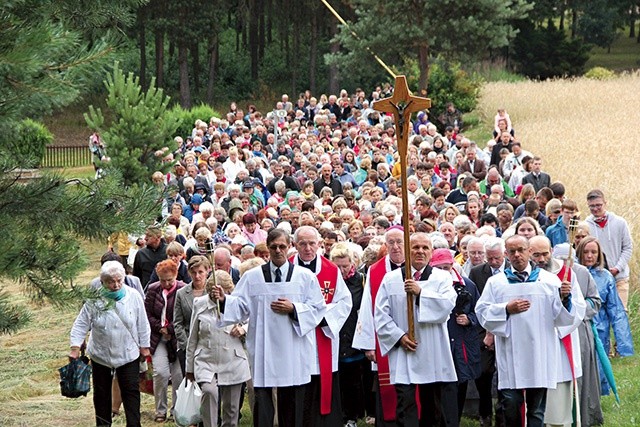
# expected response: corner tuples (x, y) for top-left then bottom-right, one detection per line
(500, 388), (547, 427)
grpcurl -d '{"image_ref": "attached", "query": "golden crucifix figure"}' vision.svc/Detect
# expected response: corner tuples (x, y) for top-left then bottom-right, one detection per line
(373, 75), (431, 341)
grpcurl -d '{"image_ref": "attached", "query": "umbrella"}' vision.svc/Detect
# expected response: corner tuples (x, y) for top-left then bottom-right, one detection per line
(591, 321), (620, 403)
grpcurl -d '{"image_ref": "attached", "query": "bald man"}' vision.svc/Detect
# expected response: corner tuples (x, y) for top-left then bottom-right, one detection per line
(529, 236), (585, 427)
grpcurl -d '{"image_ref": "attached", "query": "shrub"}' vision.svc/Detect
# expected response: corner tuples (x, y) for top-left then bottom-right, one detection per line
(423, 58), (483, 132)
(171, 104), (221, 139)
(584, 67), (616, 80)
(14, 119), (54, 168)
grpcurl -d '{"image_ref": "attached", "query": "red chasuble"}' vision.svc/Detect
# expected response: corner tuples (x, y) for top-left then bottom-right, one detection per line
(368, 257), (398, 421)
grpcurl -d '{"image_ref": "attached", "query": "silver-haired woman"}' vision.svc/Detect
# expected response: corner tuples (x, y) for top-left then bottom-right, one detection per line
(69, 261), (151, 427)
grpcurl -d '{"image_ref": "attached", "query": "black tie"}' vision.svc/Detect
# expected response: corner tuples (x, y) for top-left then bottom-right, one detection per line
(275, 268), (282, 282)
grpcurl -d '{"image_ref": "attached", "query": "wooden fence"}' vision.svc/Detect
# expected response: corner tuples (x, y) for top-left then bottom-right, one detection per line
(41, 145), (92, 168)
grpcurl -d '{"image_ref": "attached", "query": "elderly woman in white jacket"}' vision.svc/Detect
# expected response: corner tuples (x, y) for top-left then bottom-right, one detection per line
(185, 270), (250, 427)
(69, 261), (151, 427)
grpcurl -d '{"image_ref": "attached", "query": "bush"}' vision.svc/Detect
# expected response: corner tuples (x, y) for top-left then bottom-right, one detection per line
(171, 104), (222, 139)
(13, 119), (54, 168)
(584, 66), (616, 80)
(423, 58), (483, 131)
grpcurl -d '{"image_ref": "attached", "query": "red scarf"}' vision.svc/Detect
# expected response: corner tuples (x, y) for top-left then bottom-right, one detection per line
(594, 215), (608, 228)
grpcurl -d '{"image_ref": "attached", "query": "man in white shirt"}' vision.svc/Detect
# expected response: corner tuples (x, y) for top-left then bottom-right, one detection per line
(375, 232), (459, 426)
(475, 235), (579, 427)
(212, 228), (326, 427)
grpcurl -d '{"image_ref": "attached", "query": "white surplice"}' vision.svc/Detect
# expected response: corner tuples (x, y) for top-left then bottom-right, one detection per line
(292, 256), (352, 374)
(374, 267), (458, 385)
(545, 263), (587, 427)
(352, 257), (394, 371)
(220, 263), (326, 387)
(475, 268), (579, 390)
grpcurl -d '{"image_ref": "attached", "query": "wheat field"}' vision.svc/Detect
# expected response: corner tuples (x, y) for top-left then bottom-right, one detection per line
(479, 72), (640, 284)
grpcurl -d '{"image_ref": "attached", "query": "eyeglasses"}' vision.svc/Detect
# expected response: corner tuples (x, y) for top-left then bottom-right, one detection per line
(268, 244), (288, 251)
(588, 203), (603, 210)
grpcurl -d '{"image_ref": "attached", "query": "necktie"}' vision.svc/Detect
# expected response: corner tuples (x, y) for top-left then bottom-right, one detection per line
(514, 271), (528, 282)
(275, 268), (282, 282)
(413, 270), (421, 281)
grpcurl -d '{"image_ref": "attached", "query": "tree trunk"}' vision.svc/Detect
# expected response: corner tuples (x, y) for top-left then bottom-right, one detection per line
(292, 19), (300, 96)
(267, 0), (273, 44)
(155, 28), (164, 88)
(138, 9), (147, 90)
(309, 9), (318, 95)
(206, 32), (219, 105)
(418, 44), (429, 95)
(178, 42), (191, 108)
(571, 8), (578, 39)
(248, 0), (259, 80)
(258, 0), (266, 62)
(328, 19), (339, 94)
(191, 42), (200, 92)
(559, 6), (565, 30)
(630, 9), (636, 38)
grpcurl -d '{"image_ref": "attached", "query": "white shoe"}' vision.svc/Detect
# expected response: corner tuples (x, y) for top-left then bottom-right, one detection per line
(345, 421), (357, 427)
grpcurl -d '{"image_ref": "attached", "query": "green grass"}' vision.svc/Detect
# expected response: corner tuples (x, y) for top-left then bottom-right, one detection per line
(586, 31), (640, 72)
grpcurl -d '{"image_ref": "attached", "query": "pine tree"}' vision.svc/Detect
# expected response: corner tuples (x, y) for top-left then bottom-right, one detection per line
(0, 1), (159, 334)
(85, 63), (181, 187)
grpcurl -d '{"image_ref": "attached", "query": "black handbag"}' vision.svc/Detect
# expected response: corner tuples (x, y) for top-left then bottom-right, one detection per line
(59, 350), (92, 398)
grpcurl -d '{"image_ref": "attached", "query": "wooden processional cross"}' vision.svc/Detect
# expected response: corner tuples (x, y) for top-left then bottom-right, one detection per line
(373, 76), (431, 341)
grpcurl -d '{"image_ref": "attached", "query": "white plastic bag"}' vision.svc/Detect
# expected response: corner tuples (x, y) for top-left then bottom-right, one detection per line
(174, 378), (203, 426)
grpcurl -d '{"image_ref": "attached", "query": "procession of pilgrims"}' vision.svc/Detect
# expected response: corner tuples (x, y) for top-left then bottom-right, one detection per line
(71, 81), (634, 427)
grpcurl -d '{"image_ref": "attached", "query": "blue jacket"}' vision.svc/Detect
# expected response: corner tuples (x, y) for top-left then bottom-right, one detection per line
(447, 275), (482, 383)
(588, 266), (634, 395)
(545, 215), (568, 247)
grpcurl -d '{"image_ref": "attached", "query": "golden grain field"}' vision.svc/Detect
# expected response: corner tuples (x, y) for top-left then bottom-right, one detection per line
(479, 72), (640, 286)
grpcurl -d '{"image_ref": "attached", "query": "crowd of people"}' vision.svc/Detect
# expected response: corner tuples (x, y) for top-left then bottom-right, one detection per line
(70, 86), (634, 427)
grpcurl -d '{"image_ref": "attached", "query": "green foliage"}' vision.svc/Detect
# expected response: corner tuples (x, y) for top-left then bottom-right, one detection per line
(327, 0), (532, 89)
(512, 21), (591, 79)
(0, 162), (160, 332)
(420, 59), (483, 128)
(577, 0), (624, 49)
(584, 66), (617, 80)
(85, 62), (180, 186)
(4, 120), (54, 169)
(171, 104), (221, 139)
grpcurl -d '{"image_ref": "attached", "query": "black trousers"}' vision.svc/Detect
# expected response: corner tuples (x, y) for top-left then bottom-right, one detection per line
(254, 385), (306, 427)
(92, 359), (141, 427)
(475, 345), (496, 420)
(395, 382), (459, 427)
(303, 373), (343, 427)
(339, 359), (367, 421)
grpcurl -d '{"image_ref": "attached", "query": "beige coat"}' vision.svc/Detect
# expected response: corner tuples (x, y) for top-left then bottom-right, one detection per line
(186, 296), (251, 385)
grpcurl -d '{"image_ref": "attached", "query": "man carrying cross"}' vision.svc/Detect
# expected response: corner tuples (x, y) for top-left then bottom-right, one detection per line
(375, 232), (459, 427)
(291, 225), (353, 427)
